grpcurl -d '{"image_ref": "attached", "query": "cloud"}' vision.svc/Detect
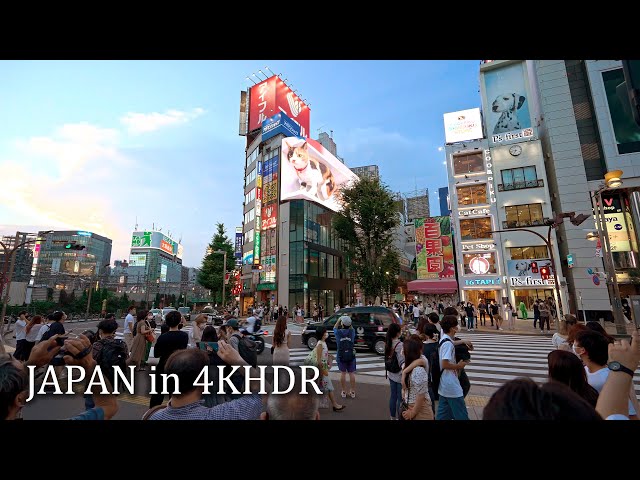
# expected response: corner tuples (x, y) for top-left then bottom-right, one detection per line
(120, 107), (205, 135)
(341, 127), (415, 154)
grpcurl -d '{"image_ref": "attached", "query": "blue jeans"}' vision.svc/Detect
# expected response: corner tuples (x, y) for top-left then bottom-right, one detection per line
(436, 395), (469, 420)
(389, 379), (402, 418)
(467, 315), (475, 329)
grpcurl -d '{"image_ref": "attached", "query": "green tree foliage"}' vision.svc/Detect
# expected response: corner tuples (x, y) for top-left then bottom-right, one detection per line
(333, 177), (401, 303)
(197, 223), (237, 305)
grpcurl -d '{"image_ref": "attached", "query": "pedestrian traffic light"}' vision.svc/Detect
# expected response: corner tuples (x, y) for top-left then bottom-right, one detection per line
(540, 266), (550, 280)
(530, 261), (538, 273)
(64, 243), (86, 250)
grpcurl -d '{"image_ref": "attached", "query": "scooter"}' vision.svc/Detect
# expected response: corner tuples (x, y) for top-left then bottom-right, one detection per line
(242, 329), (265, 354)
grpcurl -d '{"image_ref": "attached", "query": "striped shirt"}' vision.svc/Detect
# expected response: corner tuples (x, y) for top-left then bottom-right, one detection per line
(149, 394), (263, 420)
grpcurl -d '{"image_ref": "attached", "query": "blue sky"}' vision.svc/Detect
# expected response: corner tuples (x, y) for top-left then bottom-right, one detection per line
(0, 60), (481, 267)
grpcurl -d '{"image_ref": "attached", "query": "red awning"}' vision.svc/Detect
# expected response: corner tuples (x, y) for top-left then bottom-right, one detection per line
(406, 280), (458, 294)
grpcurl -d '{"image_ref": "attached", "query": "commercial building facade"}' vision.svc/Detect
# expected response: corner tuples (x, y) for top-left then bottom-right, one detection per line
(350, 164), (380, 181)
(406, 191), (430, 222)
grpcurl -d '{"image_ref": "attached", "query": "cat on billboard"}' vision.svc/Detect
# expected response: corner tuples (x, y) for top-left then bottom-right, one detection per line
(281, 137), (358, 213)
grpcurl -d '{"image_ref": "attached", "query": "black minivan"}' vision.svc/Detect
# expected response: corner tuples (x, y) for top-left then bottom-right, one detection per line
(301, 306), (402, 355)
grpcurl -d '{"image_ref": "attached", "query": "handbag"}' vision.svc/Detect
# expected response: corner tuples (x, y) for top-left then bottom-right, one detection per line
(398, 388), (410, 420)
(143, 321), (155, 343)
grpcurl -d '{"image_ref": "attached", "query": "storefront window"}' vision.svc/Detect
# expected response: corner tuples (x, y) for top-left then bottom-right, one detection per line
(504, 204), (544, 228)
(459, 217), (493, 240)
(309, 249), (319, 277)
(463, 253), (497, 275)
(457, 184), (487, 207)
(509, 246), (549, 260)
(513, 289), (554, 310)
(453, 151), (484, 176)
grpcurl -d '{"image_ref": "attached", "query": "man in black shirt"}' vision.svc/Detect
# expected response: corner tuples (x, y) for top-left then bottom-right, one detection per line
(149, 310), (189, 408)
(40, 311), (67, 341)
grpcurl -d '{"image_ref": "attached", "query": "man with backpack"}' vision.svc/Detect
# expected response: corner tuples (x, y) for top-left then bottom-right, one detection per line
(227, 318), (258, 369)
(434, 315), (470, 420)
(334, 314), (356, 399)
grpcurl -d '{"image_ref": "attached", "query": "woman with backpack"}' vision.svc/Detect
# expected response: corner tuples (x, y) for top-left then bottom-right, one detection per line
(385, 323), (404, 420)
(334, 314), (356, 399)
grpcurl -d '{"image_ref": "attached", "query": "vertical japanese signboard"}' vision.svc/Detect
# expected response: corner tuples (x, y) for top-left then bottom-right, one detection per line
(254, 161), (262, 264)
(414, 217), (455, 281)
(235, 227), (243, 267)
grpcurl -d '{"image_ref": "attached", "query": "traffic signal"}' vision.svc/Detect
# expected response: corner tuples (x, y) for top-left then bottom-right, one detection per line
(65, 243), (86, 250)
(530, 261), (538, 273)
(540, 266), (550, 280)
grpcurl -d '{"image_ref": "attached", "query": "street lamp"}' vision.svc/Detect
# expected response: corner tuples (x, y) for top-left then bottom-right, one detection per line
(491, 212), (588, 333)
(587, 169), (627, 335)
(214, 250), (227, 310)
(0, 230), (54, 353)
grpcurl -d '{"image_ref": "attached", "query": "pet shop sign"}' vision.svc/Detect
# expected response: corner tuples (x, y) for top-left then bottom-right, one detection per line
(492, 128), (534, 144)
(462, 242), (495, 251)
(507, 259), (555, 286)
(249, 76), (310, 136)
(485, 150), (496, 204)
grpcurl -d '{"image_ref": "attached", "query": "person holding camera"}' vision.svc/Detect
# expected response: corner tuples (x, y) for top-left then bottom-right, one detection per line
(334, 314), (357, 399)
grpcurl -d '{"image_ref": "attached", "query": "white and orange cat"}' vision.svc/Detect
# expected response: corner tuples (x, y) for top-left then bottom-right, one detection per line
(286, 141), (336, 200)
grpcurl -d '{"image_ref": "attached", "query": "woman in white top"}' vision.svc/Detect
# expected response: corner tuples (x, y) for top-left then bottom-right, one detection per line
(504, 302), (516, 331)
(272, 315), (291, 365)
(552, 314), (576, 351)
(309, 326), (345, 412)
(23, 315), (44, 360)
(12, 311), (29, 361)
(190, 314), (207, 346)
(295, 304), (304, 324)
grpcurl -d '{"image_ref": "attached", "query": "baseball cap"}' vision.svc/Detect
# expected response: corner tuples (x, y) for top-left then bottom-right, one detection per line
(226, 319), (239, 328)
(339, 315), (352, 327)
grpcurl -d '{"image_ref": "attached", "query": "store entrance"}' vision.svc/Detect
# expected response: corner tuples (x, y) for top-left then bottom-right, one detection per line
(465, 290), (497, 306)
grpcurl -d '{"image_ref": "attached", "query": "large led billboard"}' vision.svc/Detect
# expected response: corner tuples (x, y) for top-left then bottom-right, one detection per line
(248, 76), (310, 136)
(131, 231), (180, 257)
(481, 61), (535, 146)
(414, 217), (455, 281)
(281, 137), (358, 213)
(443, 108), (484, 143)
(129, 253), (147, 267)
(507, 258), (554, 287)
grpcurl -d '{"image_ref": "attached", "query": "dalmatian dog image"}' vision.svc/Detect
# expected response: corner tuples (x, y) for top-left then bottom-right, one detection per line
(492, 93), (526, 134)
(514, 260), (531, 276)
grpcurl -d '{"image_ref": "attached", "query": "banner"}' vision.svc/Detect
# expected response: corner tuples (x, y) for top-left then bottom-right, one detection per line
(414, 217), (455, 280)
(507, 258), (555, 286)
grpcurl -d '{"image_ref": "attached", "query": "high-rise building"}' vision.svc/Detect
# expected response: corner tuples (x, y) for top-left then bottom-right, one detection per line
(350, 165), (380, 181)
(529, 60), (640, 322)
(438, 186), (450, 216)
(0, 232), (36, 282)
(317, 131), (338, 158)
(239, 75), (355, 315)
(33, 230), (112, 287)
(128, 230), (183, 285)
(406, 191), (430, 222)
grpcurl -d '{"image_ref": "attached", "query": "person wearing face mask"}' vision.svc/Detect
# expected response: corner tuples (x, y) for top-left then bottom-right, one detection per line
(464, 302), (476, 331)
(573, 330), (639, 420)
(435, 315), (470, 420)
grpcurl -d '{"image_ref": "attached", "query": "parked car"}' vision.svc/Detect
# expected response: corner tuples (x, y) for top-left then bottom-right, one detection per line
(301, 306), (402, 355)
(178, 306), (191, 321)
(161, 307), (177, 321)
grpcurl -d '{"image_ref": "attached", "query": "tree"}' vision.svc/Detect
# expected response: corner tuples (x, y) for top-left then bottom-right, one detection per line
(333, 176), (401, 303)
(198, 223), (236, 305)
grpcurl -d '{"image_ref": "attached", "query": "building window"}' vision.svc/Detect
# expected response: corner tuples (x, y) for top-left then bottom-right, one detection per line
(244, 208), (255, 224)
(602, 68), (640, 155)
(504, 204), (545, 228)
(453, 151), (484, 176)
(459, 217), (493, 240)
(246, 146), (258, 169)
(265, 147), (280, 160)
(244, 229), (254, 243)
(499, 166), (542, 191)
(457, 184), (487, 207)
(245, 167), (257, 186)
(463, 253), (497, 275)
(509, 246), (549, 260)
(244, 188), (255, 205)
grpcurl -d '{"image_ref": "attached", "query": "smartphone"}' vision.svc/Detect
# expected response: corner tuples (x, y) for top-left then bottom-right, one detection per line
(55, 336), (68, 347)
(197, 341), (218, 352)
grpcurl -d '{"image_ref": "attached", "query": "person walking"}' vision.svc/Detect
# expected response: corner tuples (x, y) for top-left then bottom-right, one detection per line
(190, 314), (207, 347)
(295, 304), (304, 324)
(456, 302), (466, 329)
(539, 300), (551, 333)
(435, 315), (470, 420)
(464, 302), (476, 331)
(128, 309), (153, 371)
(519, 301), (528, 321)
(505, 302), (515, 331)
(123, 306), (136, 350)
(532, 299), (540, 328)
(272, 315), (291, 366)
(491, 301), (503, 331)
(385, 323), (404, 420)
(318, 304), (324, 323)
(307, 326), (345, 412)
(412, 302), (420, 327)
(23, 315), (44, 360)
(12, 311), (30, 361)
(400, 334), (434, 420)
(478, 300), (486, 326)
(334, 314), (357, 399)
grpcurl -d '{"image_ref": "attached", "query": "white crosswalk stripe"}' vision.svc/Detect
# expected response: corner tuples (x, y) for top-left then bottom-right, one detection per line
(284, 332), (640, 398)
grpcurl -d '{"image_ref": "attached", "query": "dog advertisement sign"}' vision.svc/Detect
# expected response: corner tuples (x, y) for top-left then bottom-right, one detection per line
(481, 61), (536, 146)
(280, 137), (358, 213)
(507, 258), (555, 286)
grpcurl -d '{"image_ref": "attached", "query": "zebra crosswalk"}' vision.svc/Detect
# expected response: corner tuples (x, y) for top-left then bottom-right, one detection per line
(285, 332), (640, 399)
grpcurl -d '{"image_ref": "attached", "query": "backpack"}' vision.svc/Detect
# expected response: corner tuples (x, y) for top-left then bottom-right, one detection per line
(384, 341), (402, 375)
(232, 333), (257, 368)
(429, 337), (471, 400)
(337, 331), (355, 363)
(95, 338), (128, 384)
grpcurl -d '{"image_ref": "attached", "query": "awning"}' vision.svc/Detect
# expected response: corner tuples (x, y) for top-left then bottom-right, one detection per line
(406, 280), (458, 294)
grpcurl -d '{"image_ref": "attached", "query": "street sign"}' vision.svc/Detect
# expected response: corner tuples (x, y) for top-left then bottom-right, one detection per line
(567, 253), (574, 269)
(595, 239), (603, 258)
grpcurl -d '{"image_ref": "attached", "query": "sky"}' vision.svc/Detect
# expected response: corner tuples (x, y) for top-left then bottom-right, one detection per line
(0, 60), (481, 268)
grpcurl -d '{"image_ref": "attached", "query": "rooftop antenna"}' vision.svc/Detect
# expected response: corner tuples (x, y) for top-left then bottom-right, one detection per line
(135, 216), (138, 231)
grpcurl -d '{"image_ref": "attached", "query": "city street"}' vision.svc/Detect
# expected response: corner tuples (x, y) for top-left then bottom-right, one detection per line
(11, 316), (640, 420)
